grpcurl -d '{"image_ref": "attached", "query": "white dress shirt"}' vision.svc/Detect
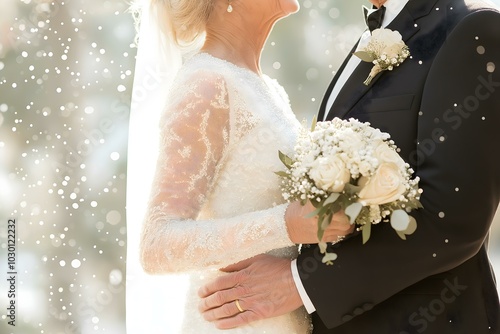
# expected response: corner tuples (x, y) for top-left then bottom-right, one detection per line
(324, 0), (410, 119)
(293, 0), (410, 314)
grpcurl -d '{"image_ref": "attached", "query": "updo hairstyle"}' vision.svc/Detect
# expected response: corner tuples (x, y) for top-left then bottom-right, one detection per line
(150, 0), (216, 47)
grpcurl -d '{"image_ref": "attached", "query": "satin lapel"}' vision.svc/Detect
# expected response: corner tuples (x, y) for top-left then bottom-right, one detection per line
(386, 0), (439, 38)
(318, 41), (359, 121)
(325, 0), (439, 121)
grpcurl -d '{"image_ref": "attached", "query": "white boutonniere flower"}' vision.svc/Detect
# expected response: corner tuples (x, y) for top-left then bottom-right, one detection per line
(354, 28), (410, 85)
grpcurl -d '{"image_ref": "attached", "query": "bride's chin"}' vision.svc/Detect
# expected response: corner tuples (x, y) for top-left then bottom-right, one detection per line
(281, 0), (300, 15)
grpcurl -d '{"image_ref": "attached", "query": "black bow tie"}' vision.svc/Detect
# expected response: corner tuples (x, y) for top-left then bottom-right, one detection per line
(363, 5), (386, 32)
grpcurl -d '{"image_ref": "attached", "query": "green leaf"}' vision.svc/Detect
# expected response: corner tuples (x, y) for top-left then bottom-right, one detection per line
(321, 212), (333, 231)
(330, 201), (342, 214)
(274, 171), (289, 178)
(321, 251), (338, 265)
(354, 51), (375, 63)
(318, 241), (328, 254)
(309, 199), (323, 209)
(317, 204), (332, 217)
(317, 214), (327, 241)
(396, 231), (407, 240)
(390, 209), (410, 232)
(345, 202), (363, 225)
(317, 227), (325, 242)
(407, 201), (424, 210)
(323, 193), (340, 206)
(338, 195), (355, 209)
(403, 216), (418, 235)
(305, 206), (322, 218)
(344, 183), (361, 196)
(310, 115), (318, 132)
(278, 151), (294, 169)
(362, 222), (372, 244)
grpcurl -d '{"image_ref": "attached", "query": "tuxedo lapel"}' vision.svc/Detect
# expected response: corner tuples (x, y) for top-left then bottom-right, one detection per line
(318, 42), (359, 121)
(386, 0), (438, 38)
(324, 57), (374, 121)
(324, 0), (439, 121)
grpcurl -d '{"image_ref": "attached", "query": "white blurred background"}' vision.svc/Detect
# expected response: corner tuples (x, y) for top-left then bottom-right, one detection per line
(0, 0), (499, 333)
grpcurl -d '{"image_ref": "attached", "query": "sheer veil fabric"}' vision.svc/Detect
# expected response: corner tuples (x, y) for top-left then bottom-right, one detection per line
(126, 0), (186, 332)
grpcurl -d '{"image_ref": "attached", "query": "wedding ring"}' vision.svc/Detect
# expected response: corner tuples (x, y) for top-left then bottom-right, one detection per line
(235, 299), (244, 313)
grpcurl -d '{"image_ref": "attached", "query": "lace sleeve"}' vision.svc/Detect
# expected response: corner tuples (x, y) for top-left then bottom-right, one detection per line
(140, 71), (294, 274)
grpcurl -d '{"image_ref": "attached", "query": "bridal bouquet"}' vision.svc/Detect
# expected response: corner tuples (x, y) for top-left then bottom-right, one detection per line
(277, 118), (422, 264)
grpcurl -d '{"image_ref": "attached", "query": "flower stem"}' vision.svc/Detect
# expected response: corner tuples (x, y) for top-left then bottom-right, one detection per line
(363, 75), (373, 86)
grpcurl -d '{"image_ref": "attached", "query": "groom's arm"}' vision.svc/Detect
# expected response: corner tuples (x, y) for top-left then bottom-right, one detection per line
(297, 9), (500, 328)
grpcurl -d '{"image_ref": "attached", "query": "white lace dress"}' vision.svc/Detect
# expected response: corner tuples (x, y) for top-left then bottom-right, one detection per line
(140, 53), (312, 333)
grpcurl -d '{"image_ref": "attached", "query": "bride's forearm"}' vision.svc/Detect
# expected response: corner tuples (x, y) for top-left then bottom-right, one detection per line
(140, 204), (295, 274)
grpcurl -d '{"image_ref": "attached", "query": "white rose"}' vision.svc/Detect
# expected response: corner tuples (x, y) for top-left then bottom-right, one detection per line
(358, 162), (406, 205)
(374, 143), (406, 170)
(369, 29), (405, 60)
(371, 28), (403, 47)
(309, 156), (351, 193)
(383, 41), (406, 58)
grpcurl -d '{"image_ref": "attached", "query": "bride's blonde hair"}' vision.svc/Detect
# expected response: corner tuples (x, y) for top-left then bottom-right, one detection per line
(150, 0), (215, 47)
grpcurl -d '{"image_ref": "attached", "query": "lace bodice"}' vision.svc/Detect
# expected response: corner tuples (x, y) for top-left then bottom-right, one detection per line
(140, 52), (302, 273)
(139, 53), (311, 334)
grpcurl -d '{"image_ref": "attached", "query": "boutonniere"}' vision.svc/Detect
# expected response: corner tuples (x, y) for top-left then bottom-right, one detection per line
(354, 28), (410, 86)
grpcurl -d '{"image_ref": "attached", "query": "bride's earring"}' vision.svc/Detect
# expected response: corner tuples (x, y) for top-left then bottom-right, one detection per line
(227, 0), (233, 13)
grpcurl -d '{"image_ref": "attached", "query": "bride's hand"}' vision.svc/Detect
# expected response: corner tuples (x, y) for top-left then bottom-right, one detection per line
(285, 201), (354, 244)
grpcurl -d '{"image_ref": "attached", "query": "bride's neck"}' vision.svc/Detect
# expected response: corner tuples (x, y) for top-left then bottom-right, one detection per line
(202, 14), (275, 75)
(202, 35), (264, 75)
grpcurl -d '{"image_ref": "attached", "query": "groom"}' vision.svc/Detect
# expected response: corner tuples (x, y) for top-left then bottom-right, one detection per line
(200, 0), (500, 332)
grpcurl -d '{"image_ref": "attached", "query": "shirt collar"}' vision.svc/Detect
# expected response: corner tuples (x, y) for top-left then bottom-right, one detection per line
(359, 0), (410, 50)
(381, 0), (410, 27)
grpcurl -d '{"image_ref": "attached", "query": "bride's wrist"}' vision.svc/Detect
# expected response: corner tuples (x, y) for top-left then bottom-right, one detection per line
(284, 202), (300, 243)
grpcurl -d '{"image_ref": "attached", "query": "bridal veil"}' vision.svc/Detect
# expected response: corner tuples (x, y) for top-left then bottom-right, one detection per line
(125, 0), (185, 332)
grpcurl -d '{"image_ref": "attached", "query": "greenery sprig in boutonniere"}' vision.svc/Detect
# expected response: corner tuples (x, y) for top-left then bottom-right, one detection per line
(355, 28), (410, 85)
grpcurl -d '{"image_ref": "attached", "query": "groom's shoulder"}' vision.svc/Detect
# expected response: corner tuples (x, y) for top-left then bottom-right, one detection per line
(447, 0), (500, 20)
(462, 0), (500, 12)
(438, 0), (500, 38)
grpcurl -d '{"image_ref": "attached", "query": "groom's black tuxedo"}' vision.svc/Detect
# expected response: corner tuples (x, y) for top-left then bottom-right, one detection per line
(297, 0), (500, 333)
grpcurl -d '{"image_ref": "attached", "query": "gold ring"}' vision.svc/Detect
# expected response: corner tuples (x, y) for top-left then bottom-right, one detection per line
(235, 299), (244, 313)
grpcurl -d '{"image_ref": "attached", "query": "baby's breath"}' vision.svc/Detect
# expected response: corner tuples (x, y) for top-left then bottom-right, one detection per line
(276, 118), (422, 265)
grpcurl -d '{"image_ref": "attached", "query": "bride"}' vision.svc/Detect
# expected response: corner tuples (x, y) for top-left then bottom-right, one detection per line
(127, 0), (353, 333)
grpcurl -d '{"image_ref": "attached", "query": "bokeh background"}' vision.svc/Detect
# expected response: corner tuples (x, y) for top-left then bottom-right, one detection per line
(0, 0), (499, 333)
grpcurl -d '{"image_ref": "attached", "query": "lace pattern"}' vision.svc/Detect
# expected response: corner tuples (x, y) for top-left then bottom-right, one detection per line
(140, 53), (300, 273)
(139, 53), (312, 333)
